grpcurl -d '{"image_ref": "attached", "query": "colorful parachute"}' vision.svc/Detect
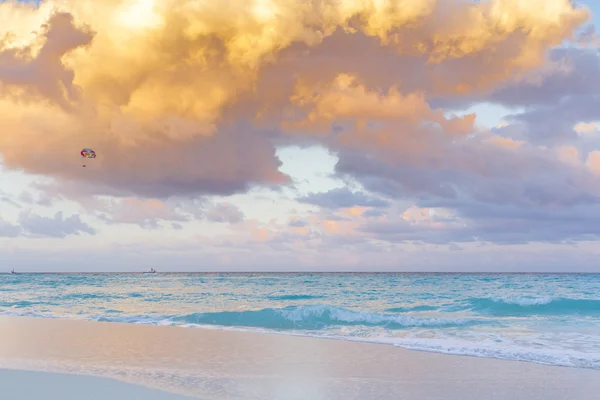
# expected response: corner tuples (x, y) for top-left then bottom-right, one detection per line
(81, 148), (96, 167)
(81, 148), (96, 158)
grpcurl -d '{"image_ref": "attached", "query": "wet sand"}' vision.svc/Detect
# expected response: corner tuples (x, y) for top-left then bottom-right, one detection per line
(0, 316), (598, 399)
(0, 368), (197, 400)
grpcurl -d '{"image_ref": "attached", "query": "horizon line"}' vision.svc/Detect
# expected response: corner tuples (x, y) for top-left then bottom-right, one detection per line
(2, 271), (599, 274)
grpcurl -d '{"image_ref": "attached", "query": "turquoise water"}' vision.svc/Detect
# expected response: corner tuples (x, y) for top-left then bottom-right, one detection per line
(1, 273), (599, 369)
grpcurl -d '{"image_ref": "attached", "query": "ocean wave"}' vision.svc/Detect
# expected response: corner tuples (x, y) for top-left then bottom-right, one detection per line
(266, 294), (324, 301)
(3, 309), (600, 370)
(170, 304), (481, 330)
(385, 305), (439, 313)
(1, 305), (479, 330)
(468, 297), (600, 316)
(388, 338), (600, 370)
(1, 310), (63, 319)
(1, 300), (48, 308)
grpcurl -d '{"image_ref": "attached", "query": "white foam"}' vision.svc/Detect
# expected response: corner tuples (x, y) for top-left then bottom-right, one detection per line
(491, 296), (555, 306)
(3, 310), (600, 370)
(276, 304), (476, 327)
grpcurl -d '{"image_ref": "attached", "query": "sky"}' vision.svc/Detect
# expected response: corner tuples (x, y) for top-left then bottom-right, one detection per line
(1, 0), (600, 272)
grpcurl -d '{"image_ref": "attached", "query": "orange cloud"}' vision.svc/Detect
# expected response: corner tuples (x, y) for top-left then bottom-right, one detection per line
(285, 73), (477, 166)
(574, 122), (599, 134)
(0, 0), (591, 198)
(321, 218), (360, 236)
(341, 206), (368, 217)
(488, 136), (524, 150)
(587, 151), (600, 175)
(556, 146), (581, 166)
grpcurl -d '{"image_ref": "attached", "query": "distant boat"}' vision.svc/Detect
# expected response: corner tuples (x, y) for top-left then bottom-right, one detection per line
(10, 269), (16, 274)
(143, 268), (157, 274)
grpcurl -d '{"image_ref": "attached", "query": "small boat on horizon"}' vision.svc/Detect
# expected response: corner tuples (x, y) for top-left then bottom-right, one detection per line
(10, 269), (16, 274)
(143, 268), (157, 274)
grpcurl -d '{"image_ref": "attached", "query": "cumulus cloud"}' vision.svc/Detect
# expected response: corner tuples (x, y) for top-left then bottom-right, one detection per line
(0, 190), (23, 208)
(490, 47), (600, 107)
(0, 219), (21, 237)
(0, 0), (590, 197)
(288, 218), (307, 228)
(355, 202), (600, 245)
(17, 210), (96, 238)
(204, 202), (245, 223)
(17, 190), (55, 207)
(299, 187), (390, 209)
(76, 195), (245, 228)
(1, 0), (600, 254)
(96, 197), (189, 228)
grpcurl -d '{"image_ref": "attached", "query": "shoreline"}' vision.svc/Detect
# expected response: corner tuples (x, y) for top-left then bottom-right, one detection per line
(1, 316), (600, 399)
(2, 311), (598, 371)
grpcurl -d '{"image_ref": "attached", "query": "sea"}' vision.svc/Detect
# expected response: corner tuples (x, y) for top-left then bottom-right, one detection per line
(1, 273), (599, 370)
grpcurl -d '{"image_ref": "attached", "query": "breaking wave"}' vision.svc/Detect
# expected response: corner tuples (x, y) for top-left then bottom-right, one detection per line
(468, 297), (600, 316)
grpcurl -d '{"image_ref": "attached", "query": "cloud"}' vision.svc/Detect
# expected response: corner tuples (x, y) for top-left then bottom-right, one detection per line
(100, 197), (187, 224)
(0, 0), (590, 200)
(299, 187), (390, 209)
(574, 122), (599, 134)
(288, 218), (307, 228)
(81, 196), (245, 228)
(0, 190), (23, 209)
(467, 47), (600, 149)
(204, 202), (244, 223)
(17, 190), (55, 207)
(356, 202), (600, 245)
(490, 47), (600, 108)
(0, 219), (21, 237)
(3, 0), (600, 262)
(17, 210), (96, 238)
(0, 12), (94, 109)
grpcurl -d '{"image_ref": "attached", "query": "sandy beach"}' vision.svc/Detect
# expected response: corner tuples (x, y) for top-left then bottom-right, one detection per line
(0, 316), (599, 399)
(0, 369), (197, 400)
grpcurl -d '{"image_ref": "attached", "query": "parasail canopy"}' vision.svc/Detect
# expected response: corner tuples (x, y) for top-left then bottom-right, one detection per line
(81, 148), (96, 159)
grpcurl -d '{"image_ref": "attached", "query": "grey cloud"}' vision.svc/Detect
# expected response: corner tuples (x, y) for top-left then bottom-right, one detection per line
(448, 243), (462, 251)
(17, 191), (54, 207)
(431, 47), (600, 121)
(362, 208), (388, 218)
(477, 48), (600, 147)
(498, 96), (600, 146)
(490, 48), (600, 107)
(329, 116), (600, 245)
(78, 196), (242, 229)
(0, 192), (23, 209)
(336, 138), (600, 209)
(94, 197), (190, 230)
(358, 201), (600, 245)
(204, 202), (244, 224)
(288, 219), (307, 227)
(299, 187), (390, 209)
(138, 219), (161, 230)
(18, 211), (96, 238)
(0, 219), (21, 237)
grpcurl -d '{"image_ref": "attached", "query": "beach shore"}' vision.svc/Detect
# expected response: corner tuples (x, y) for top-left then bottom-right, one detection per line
(0, 316), (598, 399)
(0, 369), (197, 400)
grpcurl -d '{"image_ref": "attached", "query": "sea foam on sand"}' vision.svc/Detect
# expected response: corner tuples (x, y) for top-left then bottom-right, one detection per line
(0, 316), (599, 400)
